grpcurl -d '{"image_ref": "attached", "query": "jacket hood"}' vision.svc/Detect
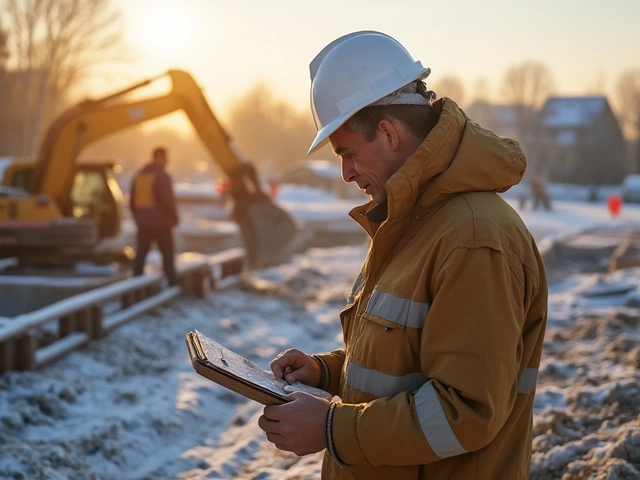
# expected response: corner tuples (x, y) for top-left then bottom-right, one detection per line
(386, 98), (526, 214)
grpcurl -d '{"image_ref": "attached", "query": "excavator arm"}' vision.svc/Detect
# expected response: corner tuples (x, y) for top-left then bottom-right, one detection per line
(30, 70), (297, 268)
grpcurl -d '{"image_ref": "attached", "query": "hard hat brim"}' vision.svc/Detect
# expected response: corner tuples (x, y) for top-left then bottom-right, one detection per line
(307, 66), (430, 155)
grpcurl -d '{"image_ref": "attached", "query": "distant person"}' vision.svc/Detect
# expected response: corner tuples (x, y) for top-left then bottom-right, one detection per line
(258, 31), (548, 479)
(129, 147), (179, 286)
(530, 169), (552, 211)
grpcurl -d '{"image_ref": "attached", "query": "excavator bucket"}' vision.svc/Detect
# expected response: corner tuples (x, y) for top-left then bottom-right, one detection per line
(232, 196), (298, 269)
(227, 164), (298, 269)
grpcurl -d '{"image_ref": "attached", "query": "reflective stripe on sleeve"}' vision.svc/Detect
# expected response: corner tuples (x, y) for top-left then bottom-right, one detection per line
(414, 381), (467, 458)
(346, 359), (427, 398)
(365, 290), (430, 329)
(347, 273), (365, 305)
(518, 367), (538, 394)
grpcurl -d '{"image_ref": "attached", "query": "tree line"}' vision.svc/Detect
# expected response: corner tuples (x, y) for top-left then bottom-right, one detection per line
(0, 0), (639, 179)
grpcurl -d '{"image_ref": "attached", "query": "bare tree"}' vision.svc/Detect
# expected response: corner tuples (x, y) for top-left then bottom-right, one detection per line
(501, 61), (554, 141)
(431, 75), (466, 107)
(0, 24), (7, 69)
(0, 24), (22, 153)
(501, 61), (554, 109)
(617, 69), (640, 137)
(225, 83), (317, 175)
(3, 0), (123, 154)
(617, 69), (640, 170)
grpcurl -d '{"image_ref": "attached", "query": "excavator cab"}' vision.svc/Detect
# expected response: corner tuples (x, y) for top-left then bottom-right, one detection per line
(3, 158), (122, 239)
(64, 163), (123, 239)
(1, 158), (34, 190)
(1, 159), (123, 259)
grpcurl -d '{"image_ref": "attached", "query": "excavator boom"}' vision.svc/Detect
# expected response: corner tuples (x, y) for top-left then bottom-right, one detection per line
(29, 70), (297, 268)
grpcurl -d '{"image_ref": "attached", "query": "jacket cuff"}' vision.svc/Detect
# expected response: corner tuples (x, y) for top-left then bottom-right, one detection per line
(311, 355), (331, 391)
(316, 350), (345, 396)
(331, 402), (369, 466)
(325, 402), (349, 468)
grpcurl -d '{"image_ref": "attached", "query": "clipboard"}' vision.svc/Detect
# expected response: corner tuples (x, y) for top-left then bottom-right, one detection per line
(185, 329), (332, 406)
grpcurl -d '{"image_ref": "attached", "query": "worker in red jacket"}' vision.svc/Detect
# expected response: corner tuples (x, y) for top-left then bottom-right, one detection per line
(129, 147), (179, 286)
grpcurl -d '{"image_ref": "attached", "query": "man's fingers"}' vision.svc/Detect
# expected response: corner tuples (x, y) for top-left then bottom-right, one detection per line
(281, 389), (306, 399)
(259, 413), (291, 450)
(266, 432), (285, 444)
(284, 366), (299, 384)
(271, 363), (284, 379)
(274, 442), (292, 452)
(271, 350), (297, 378)
(261, 407), (281, 423)
(259, 413), (281, 433)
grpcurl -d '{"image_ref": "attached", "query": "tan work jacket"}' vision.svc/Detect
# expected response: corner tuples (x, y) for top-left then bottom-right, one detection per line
(318, 98), (548, 480)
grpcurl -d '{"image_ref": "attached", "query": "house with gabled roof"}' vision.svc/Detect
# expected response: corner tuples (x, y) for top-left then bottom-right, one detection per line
(532, 96), (626, 184)
(466, 96), (627, 186)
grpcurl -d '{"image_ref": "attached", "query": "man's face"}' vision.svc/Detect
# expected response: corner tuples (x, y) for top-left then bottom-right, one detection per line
(330, 123), (405, 204)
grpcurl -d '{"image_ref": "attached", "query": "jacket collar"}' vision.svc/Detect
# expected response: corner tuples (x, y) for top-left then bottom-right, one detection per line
(385, 98), (526, 217)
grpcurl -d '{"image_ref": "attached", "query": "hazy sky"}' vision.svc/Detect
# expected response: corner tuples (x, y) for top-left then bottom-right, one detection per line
(106, 0), (640, 120)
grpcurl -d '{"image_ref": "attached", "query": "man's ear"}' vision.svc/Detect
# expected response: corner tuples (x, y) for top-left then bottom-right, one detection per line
(377, 118), (400, 151)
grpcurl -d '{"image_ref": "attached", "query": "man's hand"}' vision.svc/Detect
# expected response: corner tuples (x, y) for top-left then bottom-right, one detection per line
(258, 391), (330, 456)
(270, 349), (321, 387)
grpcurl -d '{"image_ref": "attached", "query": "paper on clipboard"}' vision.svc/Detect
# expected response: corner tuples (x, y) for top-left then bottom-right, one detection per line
(185, 329), (332, 406)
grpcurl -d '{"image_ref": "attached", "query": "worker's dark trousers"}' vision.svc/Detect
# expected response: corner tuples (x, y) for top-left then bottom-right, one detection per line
(133, 226), (178, 286)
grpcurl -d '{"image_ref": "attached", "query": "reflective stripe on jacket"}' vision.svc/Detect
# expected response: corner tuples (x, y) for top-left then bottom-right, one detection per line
(319, 98), (548, 480)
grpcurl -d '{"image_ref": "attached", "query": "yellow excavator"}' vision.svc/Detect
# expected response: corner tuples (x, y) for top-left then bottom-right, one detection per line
(0, 70), (297, 269)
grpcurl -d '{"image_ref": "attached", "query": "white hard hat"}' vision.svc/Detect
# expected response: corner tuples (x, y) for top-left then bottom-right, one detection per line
(308, 31), (431, 154)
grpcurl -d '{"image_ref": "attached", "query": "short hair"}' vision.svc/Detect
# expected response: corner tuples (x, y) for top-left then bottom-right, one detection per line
(343, 81), (438, 141)
(152, 147), (167, 158)
(344, 104), (438, 142)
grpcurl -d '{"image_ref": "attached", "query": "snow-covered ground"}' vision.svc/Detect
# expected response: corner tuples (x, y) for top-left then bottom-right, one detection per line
(2, 186), (640, 479)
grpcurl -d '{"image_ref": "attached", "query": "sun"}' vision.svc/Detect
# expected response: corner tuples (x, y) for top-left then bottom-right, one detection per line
(142, 4), (192, 51)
